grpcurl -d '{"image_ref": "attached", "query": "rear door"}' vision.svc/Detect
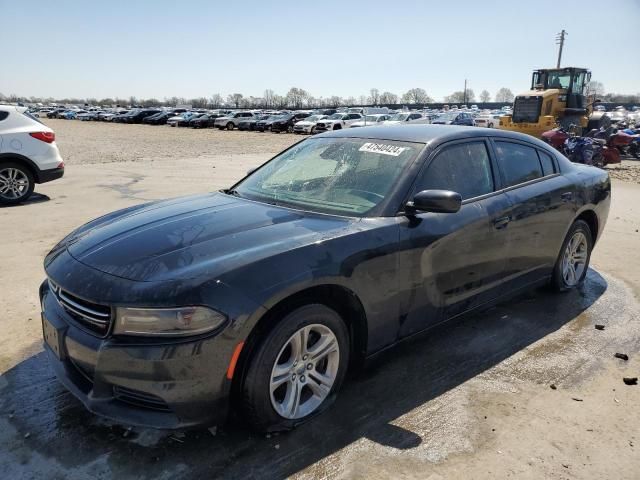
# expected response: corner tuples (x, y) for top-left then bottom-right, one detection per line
(397, 139), (513, 338)
(490, 139), (575, 289)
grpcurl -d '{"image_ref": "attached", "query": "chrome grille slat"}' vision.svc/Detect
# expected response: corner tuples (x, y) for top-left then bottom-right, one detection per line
(57, 290), (111, 318)
(48, 279), (112, 336)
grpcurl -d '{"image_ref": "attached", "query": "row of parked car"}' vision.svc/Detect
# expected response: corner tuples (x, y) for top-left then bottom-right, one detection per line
(34, 104), (518, 135)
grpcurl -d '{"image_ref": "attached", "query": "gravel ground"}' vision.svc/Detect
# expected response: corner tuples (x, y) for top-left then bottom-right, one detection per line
(47, 118), (300, 165)
(1, 120), (639, 479)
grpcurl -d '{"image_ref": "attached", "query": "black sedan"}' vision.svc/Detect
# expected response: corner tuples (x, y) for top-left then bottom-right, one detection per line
(255, 115), (283, 132)
(271, 112), (312, 133)
(238, 115), (269, 131)
(142, 111), (172, 125)
(40, 126), (610, 431)
(190, 113), (223, 129)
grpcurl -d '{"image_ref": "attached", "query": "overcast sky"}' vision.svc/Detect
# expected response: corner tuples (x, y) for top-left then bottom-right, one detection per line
(2, 0), (639, 101)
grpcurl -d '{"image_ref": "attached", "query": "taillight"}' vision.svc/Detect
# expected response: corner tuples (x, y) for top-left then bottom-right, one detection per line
(29, 131), (55, 143)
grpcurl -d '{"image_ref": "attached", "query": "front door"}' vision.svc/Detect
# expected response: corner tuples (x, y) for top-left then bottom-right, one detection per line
(396, 139), (512, 338)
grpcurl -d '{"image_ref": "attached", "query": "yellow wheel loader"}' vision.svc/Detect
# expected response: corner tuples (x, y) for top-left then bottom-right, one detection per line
(499, 67), (610, 138)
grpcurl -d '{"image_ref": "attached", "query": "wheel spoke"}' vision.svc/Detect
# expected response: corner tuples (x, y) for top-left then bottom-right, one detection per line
(308, 333), (338, 362)
(271, 363), (291, 390)
(307, 371), (332, 398)
(282, 379), (302, 417)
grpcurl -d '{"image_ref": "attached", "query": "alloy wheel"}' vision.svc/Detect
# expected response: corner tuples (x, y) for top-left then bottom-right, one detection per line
(561, 231), (588, 286)
(0, 167), (30, 200)
(269, 323), (339, 419)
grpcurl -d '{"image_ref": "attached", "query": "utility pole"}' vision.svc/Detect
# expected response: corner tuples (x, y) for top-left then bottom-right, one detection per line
(555, 30), (567, 68)
(463, 79), (467, 104)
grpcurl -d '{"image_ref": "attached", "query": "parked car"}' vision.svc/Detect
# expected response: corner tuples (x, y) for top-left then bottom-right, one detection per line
(190, 113), (223, 129)
(314, 113), (363, 132)
(271, 112), (312, 133)
(214, 112), (256, 130)
(0, 105), (65, 204)
(238, 114), (270, 131)
(293, 114), (327, 134)
(142, 111), (172, 125)
(167, 112), (199, 127)
(255, 115), (282, 132)
(40, 125), (610, 432)
(46, 108), (67, 119)
(473, 112), (501, 128)
(382, 112), (424, 125)
(124, 108), (163, 124)
(349, 114), (391, 128)
(431, 112), (475, 126)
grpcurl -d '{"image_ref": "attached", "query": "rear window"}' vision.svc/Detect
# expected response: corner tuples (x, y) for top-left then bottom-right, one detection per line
(538, 150), (556, 176)
(494, 141), (543, 187)
(23, 111), (44, 125)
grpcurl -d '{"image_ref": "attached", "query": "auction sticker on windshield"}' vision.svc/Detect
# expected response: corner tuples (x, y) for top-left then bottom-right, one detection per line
(358, 142), (408, 156)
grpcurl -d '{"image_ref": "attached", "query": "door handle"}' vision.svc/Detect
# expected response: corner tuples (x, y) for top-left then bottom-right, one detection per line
(493, 216), (511, 229)
(561, 192), (573, 202)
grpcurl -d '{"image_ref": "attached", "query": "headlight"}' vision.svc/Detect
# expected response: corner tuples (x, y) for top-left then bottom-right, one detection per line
(114, 306), (226, 337)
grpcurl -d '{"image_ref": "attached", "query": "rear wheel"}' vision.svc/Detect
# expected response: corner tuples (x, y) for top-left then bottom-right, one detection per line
(551, 220), (593, 291)
(241, 304), (349, 432)
(0, 162), (35, 205)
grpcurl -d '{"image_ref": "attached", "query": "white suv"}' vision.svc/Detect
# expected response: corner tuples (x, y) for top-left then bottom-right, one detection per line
(0, 105), (65, 204)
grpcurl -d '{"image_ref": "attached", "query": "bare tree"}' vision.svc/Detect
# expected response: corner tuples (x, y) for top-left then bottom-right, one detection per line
(480, 90), (491, 102)
(369, 88), (380, 105)
(210, 93), (223, 108)
(227, 93), (243, 108)
(587, 81), (605, 98)
(328, 96), (343, 107)
(380, 91), (398, 104)
(495, 88), (514, 103)
(401, 88), (433, 104)
(286, 87), (309, 109)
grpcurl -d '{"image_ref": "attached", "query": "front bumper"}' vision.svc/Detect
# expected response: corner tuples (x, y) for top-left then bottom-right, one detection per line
(40, 280), (234, 429)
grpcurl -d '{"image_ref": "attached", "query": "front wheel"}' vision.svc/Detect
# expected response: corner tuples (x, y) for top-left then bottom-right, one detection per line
(241, 304), (349, 432)
(226, 122), (234, 131)
(0, 162), (35, 205)
(551, 220), (593, 291)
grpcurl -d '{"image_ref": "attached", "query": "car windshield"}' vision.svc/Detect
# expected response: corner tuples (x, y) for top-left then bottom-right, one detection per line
(327, 113), (346, 120)
(233, 137), (423, 216)
(388, 113), (409, 121)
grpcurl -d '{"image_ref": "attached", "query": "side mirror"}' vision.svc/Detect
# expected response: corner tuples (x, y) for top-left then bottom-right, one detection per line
(406, 190), (462, 214)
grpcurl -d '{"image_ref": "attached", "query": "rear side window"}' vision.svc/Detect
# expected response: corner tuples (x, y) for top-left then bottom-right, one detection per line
(538, 150), (556, 176)
(23, 111), (44, 125)
(0, 111), (8, 121)
(494, 141), (543, 187)
(416, 141), (494, 200)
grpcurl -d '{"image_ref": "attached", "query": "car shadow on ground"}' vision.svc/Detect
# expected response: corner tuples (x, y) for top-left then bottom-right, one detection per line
(0, 192), (50, 207)
(0, 270), (607, 479)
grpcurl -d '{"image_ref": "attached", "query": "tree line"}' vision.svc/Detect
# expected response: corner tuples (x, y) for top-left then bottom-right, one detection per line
(2, 82), (637, 108)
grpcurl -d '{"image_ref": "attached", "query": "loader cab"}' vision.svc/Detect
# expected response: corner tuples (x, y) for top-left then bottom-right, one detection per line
(531, 67), (591, 109)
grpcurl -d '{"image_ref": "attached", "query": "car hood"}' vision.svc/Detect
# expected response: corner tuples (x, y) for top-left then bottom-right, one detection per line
(58, 193), (355, 282)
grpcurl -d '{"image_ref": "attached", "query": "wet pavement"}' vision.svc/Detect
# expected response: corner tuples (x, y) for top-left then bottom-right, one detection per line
(1, 269), (638, 479)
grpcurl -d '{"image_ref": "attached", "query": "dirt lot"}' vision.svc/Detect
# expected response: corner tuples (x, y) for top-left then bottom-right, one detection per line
(1, 119), (639, 479)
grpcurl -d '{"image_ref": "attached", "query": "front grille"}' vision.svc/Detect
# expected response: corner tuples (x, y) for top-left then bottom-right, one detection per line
(49, 280), (112, 336)
(113, 386), (171, 412)
(512, 96), (542, 123)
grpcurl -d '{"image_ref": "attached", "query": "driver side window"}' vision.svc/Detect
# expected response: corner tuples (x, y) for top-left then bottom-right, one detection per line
(415, 142), (494, 201)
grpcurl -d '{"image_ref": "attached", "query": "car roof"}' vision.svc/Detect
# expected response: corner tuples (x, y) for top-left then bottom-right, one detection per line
(316, 124), (554, 149)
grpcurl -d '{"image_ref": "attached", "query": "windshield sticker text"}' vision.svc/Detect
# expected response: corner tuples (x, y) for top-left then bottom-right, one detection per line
(359, 143), (407, 156)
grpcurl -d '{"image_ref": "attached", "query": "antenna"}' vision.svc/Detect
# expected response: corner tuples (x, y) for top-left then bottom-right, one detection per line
(555, 30), (567, 68)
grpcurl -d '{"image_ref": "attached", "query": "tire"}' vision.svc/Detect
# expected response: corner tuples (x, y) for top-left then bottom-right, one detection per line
(310, 126), (316, 135)
(226, 122), (234, 131)
(551, 220), (593, 292)
(287, 125), (294, 134)
(241, 304), (350, 432)
(333, 124), (342, 130)
(0, 162), (35, 205)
